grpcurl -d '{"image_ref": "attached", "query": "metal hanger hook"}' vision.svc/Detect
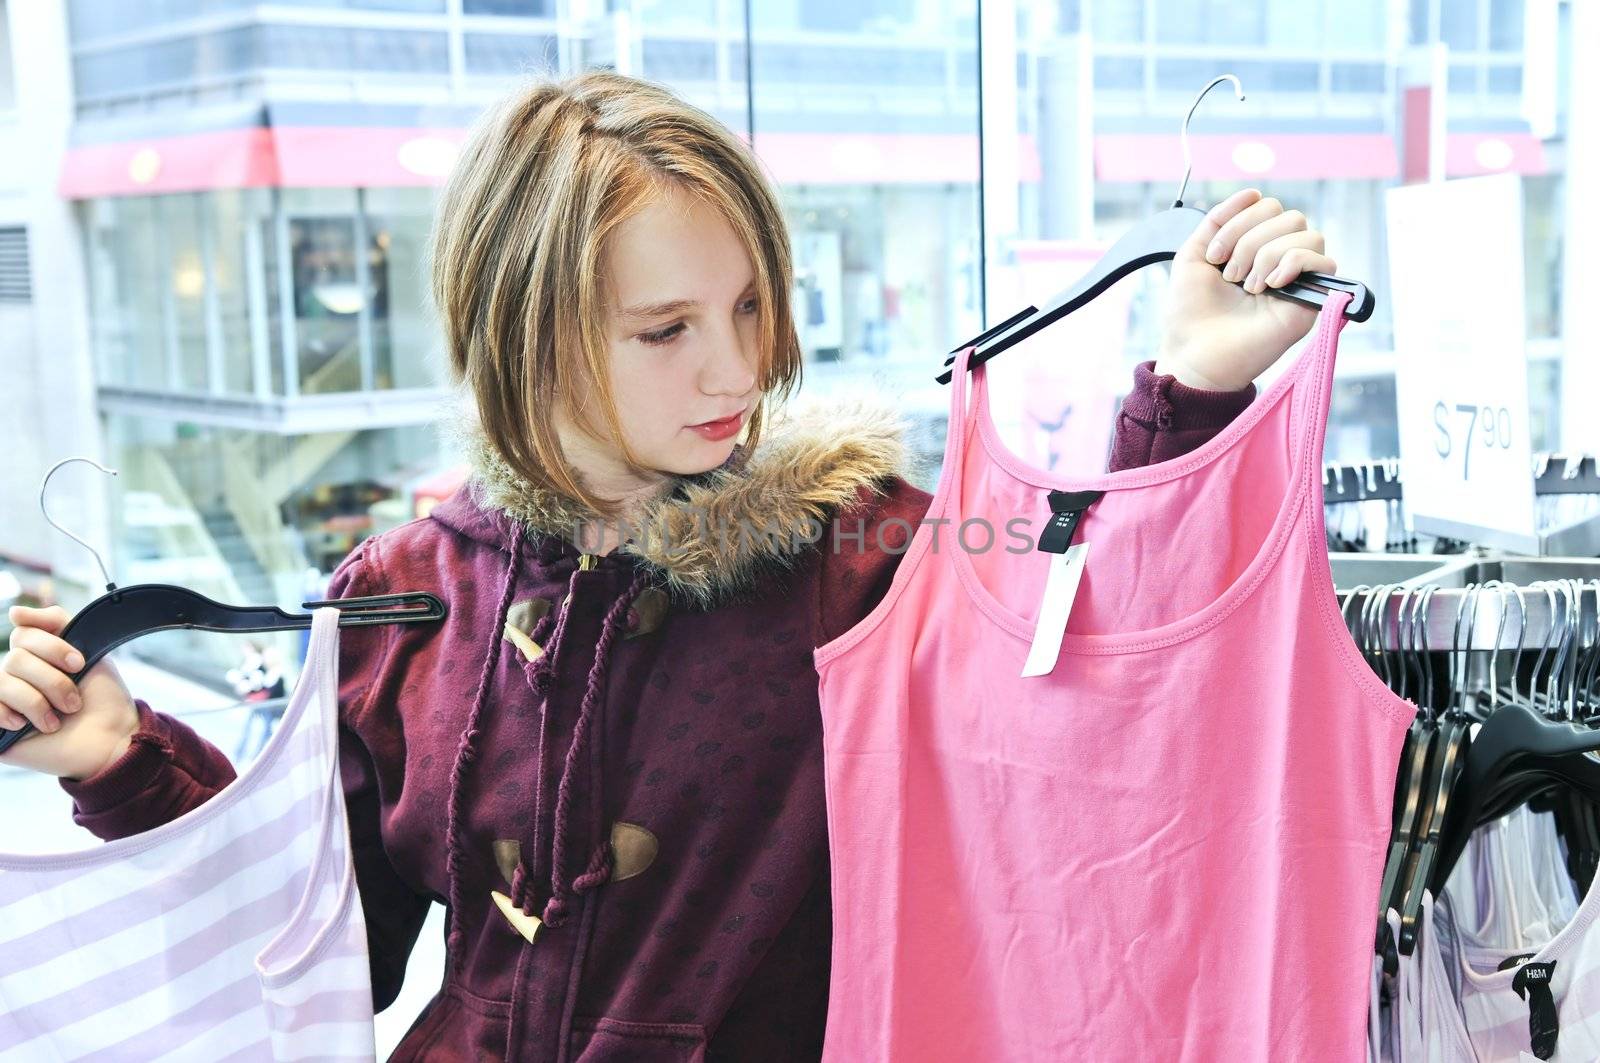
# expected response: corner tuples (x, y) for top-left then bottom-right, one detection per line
(40, 456), (118, 592)
(1176, 73), (1246, 208)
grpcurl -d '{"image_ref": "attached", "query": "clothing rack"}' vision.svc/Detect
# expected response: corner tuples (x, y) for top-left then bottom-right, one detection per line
(1325, 454), (1600, 503)
(1324, 455), (1600, 557)
(1535, 453), (1600, 496)
(1333, 556), (1600, 652)
(1323, 460), (1404, 504)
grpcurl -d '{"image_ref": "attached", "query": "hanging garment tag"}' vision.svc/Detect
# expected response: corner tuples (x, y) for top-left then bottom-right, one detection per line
(1022, 542), (1089, 678)
(1037, 490), (1106, 554)
(1511, 960), (1559, 1060)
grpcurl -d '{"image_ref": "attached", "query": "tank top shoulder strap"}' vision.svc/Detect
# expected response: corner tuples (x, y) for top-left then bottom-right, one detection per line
(302, 606), (343, 772)
(1288, 289), (1355, 496)
(930, 343), (980, 520)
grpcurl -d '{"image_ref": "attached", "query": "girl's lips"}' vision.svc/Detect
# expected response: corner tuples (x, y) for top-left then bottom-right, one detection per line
(687, 410), (744, 441)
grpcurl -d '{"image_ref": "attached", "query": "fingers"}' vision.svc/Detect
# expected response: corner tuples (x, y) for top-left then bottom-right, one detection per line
(4, 648), (80, 718)
(1261, 243), (1338, 292)
(8, 605), (69, 636)
(1180, 188), (1263, 262)
(9, 623), (87, 677)
(0, 611), (85, 734)
(1220, 205), (1308, 284)
(0, 671), (61, 734)
(1204, 193), (1285, 270)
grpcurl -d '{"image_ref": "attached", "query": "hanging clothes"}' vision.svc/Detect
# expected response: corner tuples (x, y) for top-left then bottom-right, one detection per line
(812, 295), (1415, 1061)
(0, 608), (376, 1061)
(1445, 806), (1580, 957)
(1435, 849), (1600, 1060)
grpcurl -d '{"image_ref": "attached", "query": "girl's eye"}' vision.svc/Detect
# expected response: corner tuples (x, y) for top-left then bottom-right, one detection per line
(639, 322), (685, 346)
(737, 297), (759, 314)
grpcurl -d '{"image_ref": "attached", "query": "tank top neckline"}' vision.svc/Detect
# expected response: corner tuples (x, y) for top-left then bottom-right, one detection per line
(1453, 854), (1600, 993)
(0, 607), (341, 870)
(939, 298), (1345, 656)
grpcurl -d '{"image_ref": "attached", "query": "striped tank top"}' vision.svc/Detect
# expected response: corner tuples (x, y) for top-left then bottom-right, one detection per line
(0, 607), (376, 1061)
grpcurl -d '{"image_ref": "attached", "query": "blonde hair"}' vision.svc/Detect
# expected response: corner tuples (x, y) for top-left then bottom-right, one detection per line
(429, 69), (803, 520)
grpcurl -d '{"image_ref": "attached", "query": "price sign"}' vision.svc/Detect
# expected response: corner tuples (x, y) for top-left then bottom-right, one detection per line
(1387, 174), (1537, 550)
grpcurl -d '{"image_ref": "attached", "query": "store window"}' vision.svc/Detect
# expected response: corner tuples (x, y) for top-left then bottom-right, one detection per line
(747, 0), (981, 487)
(282, 189), (363, 395)
(83, 197), (168, 390)
(208, 189), (275, 396)
(363, 187), (441, 390)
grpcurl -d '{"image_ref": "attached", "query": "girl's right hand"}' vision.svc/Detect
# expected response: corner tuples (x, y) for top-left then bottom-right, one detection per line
(0, 606), (140, 782)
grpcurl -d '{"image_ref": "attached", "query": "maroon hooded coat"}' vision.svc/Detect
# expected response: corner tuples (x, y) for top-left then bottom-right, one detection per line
(57, 366), (1251, 1060)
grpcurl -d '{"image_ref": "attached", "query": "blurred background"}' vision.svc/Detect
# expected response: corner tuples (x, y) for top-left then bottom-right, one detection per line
(1, 0), (1590, 676)
(0, 2), (1592, 1049)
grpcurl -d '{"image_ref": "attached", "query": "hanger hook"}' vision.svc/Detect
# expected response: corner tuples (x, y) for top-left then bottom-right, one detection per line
(1415, 584), (1439, 711)
(40, 456), (118, 592)
(1176, 73), (1246, 208)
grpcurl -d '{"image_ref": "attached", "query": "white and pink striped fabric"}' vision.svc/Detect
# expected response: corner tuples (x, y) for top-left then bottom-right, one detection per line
(0, 607), (376, 1061)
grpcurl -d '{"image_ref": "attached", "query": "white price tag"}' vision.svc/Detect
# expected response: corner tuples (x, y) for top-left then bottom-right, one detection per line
(1022, 542), (1089, 678)
(1386, 174), (1537, 548)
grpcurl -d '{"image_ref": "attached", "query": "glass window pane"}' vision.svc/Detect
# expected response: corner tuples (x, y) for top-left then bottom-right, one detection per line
(1156, 0), (1264, 45)
(1268, 0), (1322, 50)
(463, 33), (557, 75)
(462, 0), (554, 14)
(363, 187), (438, 390)
(1487, 64), (1522, 94)
(742, 0), (979, 488)
(1094, 56), (1143, 91)
(1409, 0), (1431, 43)
(1449, 61), (1481, 94)
(284, 189), (362, 395)
(1153, 0), (1206, 43)
(1442, 0), (1482, 49)
(262, 209), (286, 395)
(1331, 62), (1386, 94)
(795, 0), (917, 34)
(1326, 1), (1387, 50)
(84, 197), (167, 389)
(1489, 0), (1524, 50)
(1092, 0), (1143, 43)
(162, 195), (209, 393)
(209, 189), (274, 395)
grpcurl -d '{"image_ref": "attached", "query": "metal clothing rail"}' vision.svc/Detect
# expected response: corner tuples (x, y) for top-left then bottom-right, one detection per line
(1332, 556), (1600, 652)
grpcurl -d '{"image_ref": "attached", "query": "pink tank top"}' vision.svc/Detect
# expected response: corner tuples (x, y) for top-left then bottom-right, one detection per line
(813, 296), (1415, 1061)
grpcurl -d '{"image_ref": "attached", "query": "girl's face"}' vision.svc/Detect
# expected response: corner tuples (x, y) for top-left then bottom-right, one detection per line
(559, 182), (762, 498)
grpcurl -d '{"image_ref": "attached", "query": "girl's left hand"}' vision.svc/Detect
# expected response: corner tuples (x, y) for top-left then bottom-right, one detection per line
(1155, 187), (1339, 392)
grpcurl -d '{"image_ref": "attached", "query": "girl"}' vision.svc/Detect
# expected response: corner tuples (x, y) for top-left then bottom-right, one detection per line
(1, 70), (1334, 1060)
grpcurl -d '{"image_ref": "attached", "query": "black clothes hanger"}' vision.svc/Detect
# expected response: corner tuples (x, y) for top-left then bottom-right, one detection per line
(937, 74), (1375, 385)
(1394, 583), (1509, 954)
(0, 457), (448, 757)
(1431, 580), (1600, 900)
(1376, 588), (1426, 899)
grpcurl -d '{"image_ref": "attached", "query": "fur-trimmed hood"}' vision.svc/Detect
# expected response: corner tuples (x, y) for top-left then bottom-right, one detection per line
(432, 395), (922, 610)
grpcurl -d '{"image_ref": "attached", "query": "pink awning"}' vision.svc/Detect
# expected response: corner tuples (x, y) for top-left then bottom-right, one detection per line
(59, 126), (1038, 199)
(752, 132), (1039, 185)
(1095, 133), (1400, 183)
(58, 125), (469, 199)
(1445, 132), (1547, 177)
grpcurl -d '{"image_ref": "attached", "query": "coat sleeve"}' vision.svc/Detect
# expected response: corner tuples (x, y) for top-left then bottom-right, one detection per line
(58, 537), (432, 1014)
(812, 475), (935, 649)
(1107, 360), (1256, 472)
